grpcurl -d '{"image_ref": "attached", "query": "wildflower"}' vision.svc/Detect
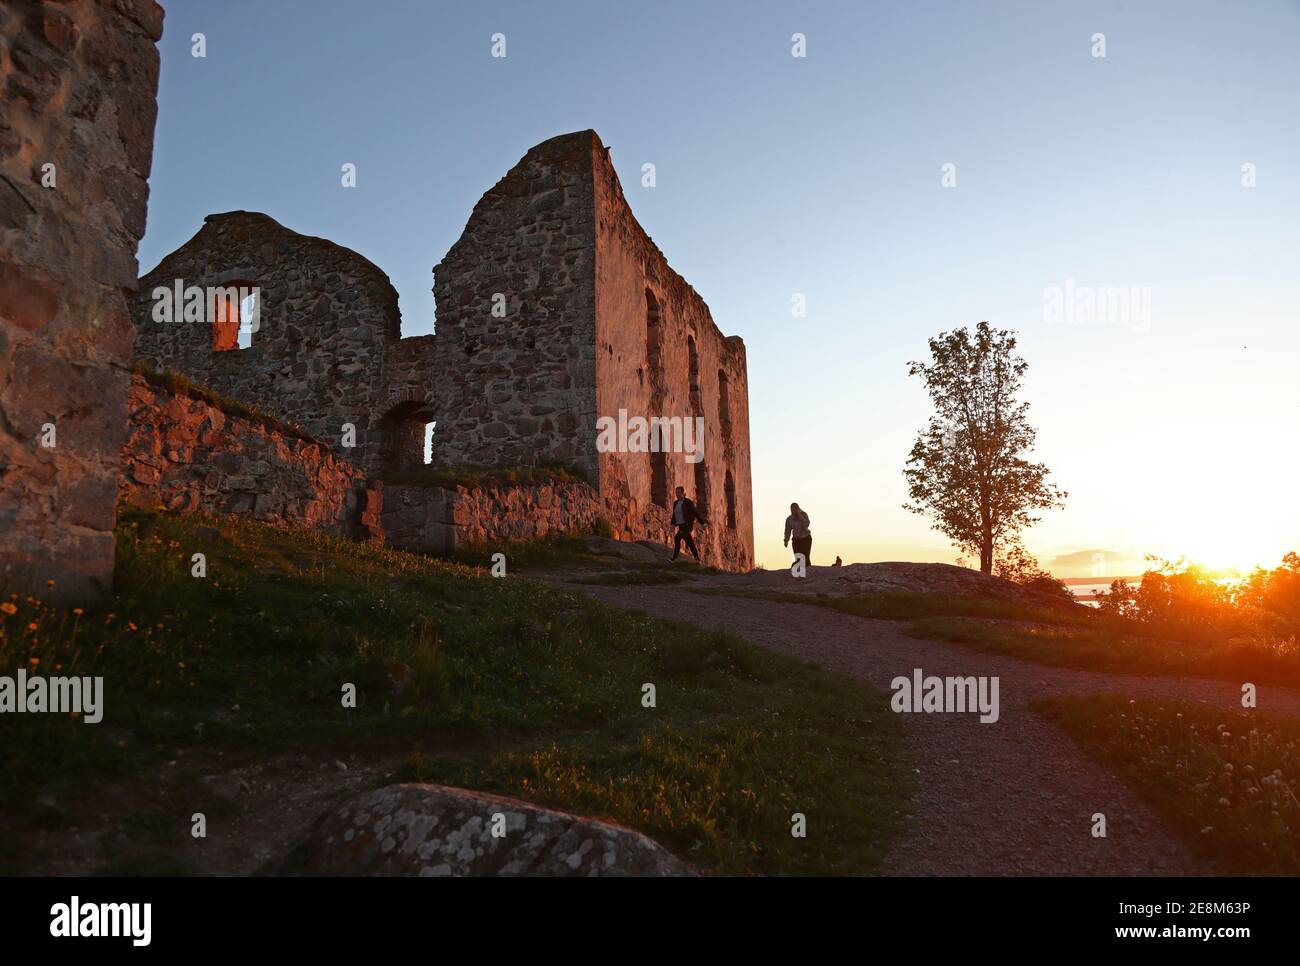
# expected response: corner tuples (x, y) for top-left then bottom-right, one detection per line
(0, 602), (16, 616)
(72, 608), (83, 616)
(28, 657), (39, 666)
(27, 623), (37, 631)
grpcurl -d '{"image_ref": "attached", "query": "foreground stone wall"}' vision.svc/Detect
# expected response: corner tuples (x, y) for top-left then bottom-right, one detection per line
(121, 375), (374, 538)
(0, 0), (163, 600)
(383, 478), (603, 556)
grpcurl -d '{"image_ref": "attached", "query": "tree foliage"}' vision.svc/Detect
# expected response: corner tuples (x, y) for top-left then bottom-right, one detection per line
(903, 321), (1066, 574)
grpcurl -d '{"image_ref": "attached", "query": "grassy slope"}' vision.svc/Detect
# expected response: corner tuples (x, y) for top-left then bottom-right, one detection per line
(0, 508), (908, 875)
(1035, 695), (1300, 874)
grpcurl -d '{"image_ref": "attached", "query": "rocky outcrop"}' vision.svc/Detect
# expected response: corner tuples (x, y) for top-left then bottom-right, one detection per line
(0, 0), (164, 600)
(120, 375), (374, 537)
(273, 783), (694, 877)
(383, 478), (604, 555)
(583, 534), (673, 563)
(715, 560), (1084, 612)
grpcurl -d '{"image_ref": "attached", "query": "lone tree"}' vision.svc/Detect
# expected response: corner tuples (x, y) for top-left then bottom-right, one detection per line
(903, 321), (1066, 575)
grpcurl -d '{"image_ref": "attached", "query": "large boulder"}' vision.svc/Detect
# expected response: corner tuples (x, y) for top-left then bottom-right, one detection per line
(270, 783), (694, 876)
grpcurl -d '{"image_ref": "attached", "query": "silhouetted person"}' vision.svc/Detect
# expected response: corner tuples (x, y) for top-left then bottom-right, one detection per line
(670, 486), (705, 562)
(833, 556), (842, 567)
(784, 502), (812, 567)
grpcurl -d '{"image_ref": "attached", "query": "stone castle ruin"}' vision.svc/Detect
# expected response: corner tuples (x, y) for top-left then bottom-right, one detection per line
(130, 131), (755, 569)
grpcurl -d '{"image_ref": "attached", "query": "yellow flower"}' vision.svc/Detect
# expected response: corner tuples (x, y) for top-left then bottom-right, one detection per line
(27, 623), (38, 631)
(72, 608), (84, 616)
(28, 657), (39, 666)
(0, 603), (16, 616)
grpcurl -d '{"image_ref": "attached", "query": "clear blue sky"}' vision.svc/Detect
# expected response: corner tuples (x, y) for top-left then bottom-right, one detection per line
(140, 0), (1300, 573)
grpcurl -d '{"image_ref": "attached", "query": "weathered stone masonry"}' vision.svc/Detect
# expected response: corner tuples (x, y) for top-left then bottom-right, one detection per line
(131, 211), (411, 475)
(0, 0), (163, 600)
(130, 130), (754, 569)
(120, 374), (374, 539)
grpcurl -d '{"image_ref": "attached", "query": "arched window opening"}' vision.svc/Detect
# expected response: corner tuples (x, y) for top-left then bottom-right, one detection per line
(694, 462), (709, 520)
(646, 289), (664, 382)
(423, 421), (437, 465)
(210, 282), (259, 352)
(687, 336), (702, 416)
(237, 291), (259, 349)
(646, 289), (669, 509)
(379, 399), (436, 471)
(650, 451), (668, 509)
(718, 369), (732, 437)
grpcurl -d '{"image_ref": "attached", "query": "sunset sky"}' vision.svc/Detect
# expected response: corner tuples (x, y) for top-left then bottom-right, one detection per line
(138, 0), (1300, 575)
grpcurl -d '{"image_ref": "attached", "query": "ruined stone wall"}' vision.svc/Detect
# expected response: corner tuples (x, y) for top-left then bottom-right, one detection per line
(121, 129), (754, 571)
(590, 142), (754, 570)
(121, 375), (373, 537)
(0, 0), (163, 601)
(130, 211), (411, 474)
(383, 479), (603, 556)
(428, 131), (600, 479)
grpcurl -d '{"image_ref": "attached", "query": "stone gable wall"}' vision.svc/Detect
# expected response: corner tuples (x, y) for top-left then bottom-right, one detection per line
(0, 0), (163, 600)
(426, 131), (600, 479)
(130, 211), (411, 474)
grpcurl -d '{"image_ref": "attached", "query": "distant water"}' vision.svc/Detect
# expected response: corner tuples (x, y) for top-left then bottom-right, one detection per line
(1063, 577), (1144, 606)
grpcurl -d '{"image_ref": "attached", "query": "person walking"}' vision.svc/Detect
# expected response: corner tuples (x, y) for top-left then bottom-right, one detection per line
(670, 485), (705, 562)
(783, 502), (812, 567)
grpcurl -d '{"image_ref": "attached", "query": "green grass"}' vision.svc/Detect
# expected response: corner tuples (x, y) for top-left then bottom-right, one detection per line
(700, 588), (1300, 685)
(907, 618), (1300, 686)
(1035, 695), (1300, 874)
(378, 461), (590, 489)
(0, 507), (909, 875)
(451, 531), (607, 570)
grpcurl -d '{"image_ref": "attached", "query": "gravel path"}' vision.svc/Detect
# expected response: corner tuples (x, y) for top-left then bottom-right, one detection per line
(567, 583), (1300, 876)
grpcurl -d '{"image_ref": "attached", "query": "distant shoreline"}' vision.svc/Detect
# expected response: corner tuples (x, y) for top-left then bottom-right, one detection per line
(1058, 576), (1144, 586)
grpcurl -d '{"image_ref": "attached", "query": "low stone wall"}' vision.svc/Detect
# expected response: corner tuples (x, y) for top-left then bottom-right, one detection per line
(383, 478), (605, 556)
(121, 375), (375, 537)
